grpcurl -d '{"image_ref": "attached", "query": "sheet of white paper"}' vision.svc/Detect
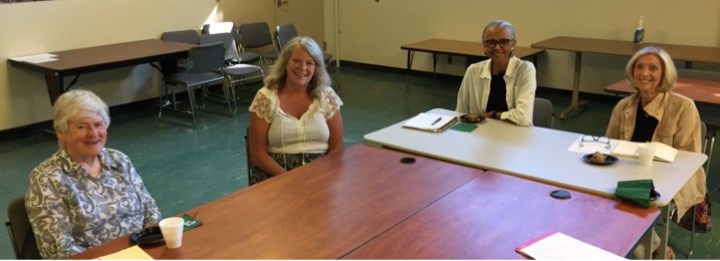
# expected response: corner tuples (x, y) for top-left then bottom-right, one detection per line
(517, 232), (625, 260)
(10, 53), (58, 63)
(567, 135), (616, 154)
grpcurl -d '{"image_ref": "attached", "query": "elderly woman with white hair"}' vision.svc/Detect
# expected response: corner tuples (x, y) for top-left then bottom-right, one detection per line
(607, 46), (710, 259)
(25, 89), (161, 259)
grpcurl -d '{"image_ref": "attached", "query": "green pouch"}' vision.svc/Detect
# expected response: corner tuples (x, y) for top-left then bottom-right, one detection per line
(451, 122), (478, 132)
(615, 179), (655, 208)
(181, 213), (202, 231)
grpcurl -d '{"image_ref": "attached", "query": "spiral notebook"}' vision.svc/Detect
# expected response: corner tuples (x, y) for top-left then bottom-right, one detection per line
(402, 113), (458, 133)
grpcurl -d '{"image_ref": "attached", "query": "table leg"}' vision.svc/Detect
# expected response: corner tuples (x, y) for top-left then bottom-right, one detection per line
(405, 50), (415, 117)
(160, 59), (179, 75)
(432, 53), (439, 81)
(44, 73), (64, 106)
(559, 52), (589, 119)
(658, 205), (671, 259)
(406, 50), (415, 93)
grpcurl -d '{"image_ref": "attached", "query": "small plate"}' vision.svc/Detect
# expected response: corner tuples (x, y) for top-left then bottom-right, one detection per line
(582, 153), (619, 166)
(459, 114), (485, 123)
(129, 226), (164, 246)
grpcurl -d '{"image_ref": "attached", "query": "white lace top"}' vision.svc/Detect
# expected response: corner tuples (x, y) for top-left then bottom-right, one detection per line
(249, 85), (343, 154)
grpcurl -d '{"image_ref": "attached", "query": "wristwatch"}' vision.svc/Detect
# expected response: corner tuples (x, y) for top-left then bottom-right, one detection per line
(494, 111), (501, 119)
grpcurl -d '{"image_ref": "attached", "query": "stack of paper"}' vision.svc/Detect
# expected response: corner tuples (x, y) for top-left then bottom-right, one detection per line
(515, 232), (625, 260)
(99, 245), (153, 260)
(9, 53), (58, 63)
(611, 140), (678, 163)
(403, 113), (458, 133)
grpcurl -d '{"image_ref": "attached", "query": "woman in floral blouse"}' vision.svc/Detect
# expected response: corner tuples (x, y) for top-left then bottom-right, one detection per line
(25, 89), (161, 259)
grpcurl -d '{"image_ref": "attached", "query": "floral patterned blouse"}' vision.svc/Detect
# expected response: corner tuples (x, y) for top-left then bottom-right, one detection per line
(25, 148), (161, 259)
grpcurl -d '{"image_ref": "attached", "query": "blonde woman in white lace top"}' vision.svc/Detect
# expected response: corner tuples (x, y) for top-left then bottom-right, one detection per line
(248, 36), (344, 185)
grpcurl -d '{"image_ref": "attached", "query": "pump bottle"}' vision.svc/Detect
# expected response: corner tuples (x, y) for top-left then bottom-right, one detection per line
(633, 16), (645, 44)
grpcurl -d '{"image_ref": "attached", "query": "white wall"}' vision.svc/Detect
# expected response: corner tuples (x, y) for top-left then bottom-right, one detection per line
(0, 0), (217, 131)
(336, 0), (720, 95)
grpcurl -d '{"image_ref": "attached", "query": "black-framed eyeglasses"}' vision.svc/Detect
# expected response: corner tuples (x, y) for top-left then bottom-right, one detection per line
(579, 135), (612, 149)
(483, 39), (513, 48)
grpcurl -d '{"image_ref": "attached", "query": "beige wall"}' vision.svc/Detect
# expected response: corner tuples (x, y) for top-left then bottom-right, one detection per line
(0, 0), (218, 131)
(336, 0), (720, 96)
(2, 0), (718, 131)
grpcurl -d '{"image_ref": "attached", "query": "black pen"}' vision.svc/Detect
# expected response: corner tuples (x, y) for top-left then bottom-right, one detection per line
(431, 117), (442, 126)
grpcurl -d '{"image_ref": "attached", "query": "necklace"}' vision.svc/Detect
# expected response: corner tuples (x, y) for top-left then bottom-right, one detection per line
(279, 107), (307, 170)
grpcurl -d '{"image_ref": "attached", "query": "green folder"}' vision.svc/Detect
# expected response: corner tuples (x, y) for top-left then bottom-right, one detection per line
(451, 122), (478, 132)
(615, 179), (655, 208)
(181, 213), (203, 231)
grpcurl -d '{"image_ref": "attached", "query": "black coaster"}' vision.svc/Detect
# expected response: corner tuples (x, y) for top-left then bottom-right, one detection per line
(550, 189), (571, 199)
(400, 157), (416, 164)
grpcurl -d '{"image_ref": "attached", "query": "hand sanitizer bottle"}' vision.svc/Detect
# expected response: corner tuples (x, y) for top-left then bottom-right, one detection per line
(633, 16), (645, 44)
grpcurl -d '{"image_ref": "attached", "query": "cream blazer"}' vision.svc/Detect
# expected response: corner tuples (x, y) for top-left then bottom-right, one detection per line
(455, 56), (536, 126)
(606, 91), (706, 220)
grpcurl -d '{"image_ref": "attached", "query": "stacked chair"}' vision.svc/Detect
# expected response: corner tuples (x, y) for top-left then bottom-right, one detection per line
(275, 23), (335, 68)
(237, 22), (278, 68)
(199, 33), (264, 114)
(158, 41), (225, 126)
(160, 30), (200, 71)
(202, 22), (261, 66)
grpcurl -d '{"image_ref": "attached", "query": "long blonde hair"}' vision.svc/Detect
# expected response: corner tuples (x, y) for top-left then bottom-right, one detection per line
(263, 36), (331, 97)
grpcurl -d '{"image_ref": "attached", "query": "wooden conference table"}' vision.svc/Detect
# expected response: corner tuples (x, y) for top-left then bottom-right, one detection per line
(8, 39), (193, 105)
(364, 108), (707, 258)
(531, 36), (720, 119)
(401, 39), (545, 78)
(71, 145), (658, 259)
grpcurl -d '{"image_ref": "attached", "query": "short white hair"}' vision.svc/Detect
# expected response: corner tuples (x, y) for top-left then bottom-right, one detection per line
(53, 89), (110, 135)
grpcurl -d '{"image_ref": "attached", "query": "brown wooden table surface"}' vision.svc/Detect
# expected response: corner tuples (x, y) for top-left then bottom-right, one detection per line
(606, 77), (720, 106)
(531, 36), (720, 64)
(70, 144), (483, 259)
(401, 39), (544, 61)
(531, 36), (720, 119)
(342, 170), (660, 259)
(400, 39), (544, 80)
(8, 39), (192, 105)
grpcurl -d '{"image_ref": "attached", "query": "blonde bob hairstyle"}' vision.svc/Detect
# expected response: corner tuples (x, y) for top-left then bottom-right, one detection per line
(263, 36), (331, 97)
(53, 89), (110, 144)
(625, 46), (677, 92)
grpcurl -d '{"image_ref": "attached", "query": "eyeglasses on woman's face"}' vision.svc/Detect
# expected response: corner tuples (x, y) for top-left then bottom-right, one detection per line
(483, 39), (513, 49)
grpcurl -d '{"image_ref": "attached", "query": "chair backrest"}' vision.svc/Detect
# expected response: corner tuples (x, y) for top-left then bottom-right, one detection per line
(276, 23), (299, 51)
(533, 97), (554, 128)
(186, 42), (226, 74)
(238, 22), (274, 49)
(6, 196), (41, 259)
(199, 33), (241, 65)
(245, 126), (252, 183)
(161, 30), (199, 45)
